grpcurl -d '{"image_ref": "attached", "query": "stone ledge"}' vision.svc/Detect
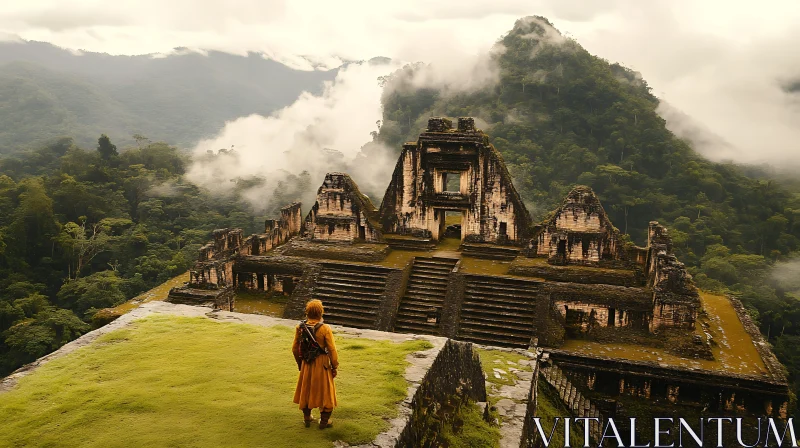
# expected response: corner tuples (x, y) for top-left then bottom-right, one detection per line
(729, 296), (788, 383)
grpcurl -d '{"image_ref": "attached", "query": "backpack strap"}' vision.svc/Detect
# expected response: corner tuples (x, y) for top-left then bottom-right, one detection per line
(302, 321), (322, 347)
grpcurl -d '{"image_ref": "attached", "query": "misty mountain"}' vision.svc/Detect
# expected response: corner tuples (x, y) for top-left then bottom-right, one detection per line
(0, 40), (337, 152)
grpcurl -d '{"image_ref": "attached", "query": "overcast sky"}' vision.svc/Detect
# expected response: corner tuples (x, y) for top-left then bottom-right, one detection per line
(1, 0), (799, 167)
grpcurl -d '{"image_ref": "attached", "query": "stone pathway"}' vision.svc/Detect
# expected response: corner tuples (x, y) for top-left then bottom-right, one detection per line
(477, 345), (539, 448)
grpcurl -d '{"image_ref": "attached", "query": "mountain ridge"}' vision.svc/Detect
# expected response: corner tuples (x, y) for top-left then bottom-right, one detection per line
(0, 40), (338, 152)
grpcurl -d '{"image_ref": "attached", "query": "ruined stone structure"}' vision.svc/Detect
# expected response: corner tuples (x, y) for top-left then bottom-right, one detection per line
(168, 202), (303, 309)
(303, 172), (382, 243)
(379, 117), (531, 245)
(168, 117), (790, 423)
(530, 186), (623, 265)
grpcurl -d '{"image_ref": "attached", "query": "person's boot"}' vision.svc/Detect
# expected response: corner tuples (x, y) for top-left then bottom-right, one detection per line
(319, 411), (333, 429)
(302, 408), (313, 428)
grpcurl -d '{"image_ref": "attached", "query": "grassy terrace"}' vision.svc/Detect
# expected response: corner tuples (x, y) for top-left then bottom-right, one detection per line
(0, 314), (431, 447)
(460, 257), (513, 276)
(560, 292), (768, 376)
(510, 256), (637, 277)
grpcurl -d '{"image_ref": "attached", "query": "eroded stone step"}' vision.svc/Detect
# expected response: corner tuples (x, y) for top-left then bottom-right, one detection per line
(408, 273), (450, 282)
(458, 323), (532, 340)
(458, 325), (533, 344)
(396, 306), (442, 318)
(320, 269), (388, 281)
(401, 297), (446, 308)
(458, 334), (527, 348)
(458, 315), (534, 331)
(318, 275), (386, 286)
(460, 302), (534, 315)
(407, 282), (448, 292)
(413, 264), (457, 272)
(316, 281), (386, 293)
(322, 305), (379, 319)
(406, 285), (447, 297)
(462, 294), (536, 307)
(463, 284), (541, 294)
(464, 287), (538, 301)
(323, 315), (376, 329)
(314, 294), (381, 308)
(460, 301), (535, 315)
(314, 288), (384, 300)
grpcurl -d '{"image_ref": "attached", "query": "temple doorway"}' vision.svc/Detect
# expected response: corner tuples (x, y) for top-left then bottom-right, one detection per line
(443, 210), (463, 240)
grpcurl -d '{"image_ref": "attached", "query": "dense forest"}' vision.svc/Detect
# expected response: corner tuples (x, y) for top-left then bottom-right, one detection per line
(0, 16), (798, 398)
(0, 136), (277, 375)
(373, 17), (800, 387)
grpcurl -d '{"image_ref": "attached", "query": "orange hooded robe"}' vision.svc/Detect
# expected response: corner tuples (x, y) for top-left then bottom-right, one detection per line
(292, 319), (339, 410)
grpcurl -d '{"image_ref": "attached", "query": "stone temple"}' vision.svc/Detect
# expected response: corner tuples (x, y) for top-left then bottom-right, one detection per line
(169, 117), (790, 420)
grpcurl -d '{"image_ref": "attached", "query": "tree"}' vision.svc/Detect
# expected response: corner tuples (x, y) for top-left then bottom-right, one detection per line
(7, 178), (58, 263)
(55, 219), (113, 279)
(56, 270), (127, 315)
(3, 308), (89, 366)
(132, 133), (150, 149)
(97, 134), (118, 159)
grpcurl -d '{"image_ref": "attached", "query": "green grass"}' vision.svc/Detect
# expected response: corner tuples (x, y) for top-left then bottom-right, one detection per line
(439, 402), (501, 448)
(0, 314), (432, 447)
(476, 348), (529, 387)
(535, 378), (584, 447)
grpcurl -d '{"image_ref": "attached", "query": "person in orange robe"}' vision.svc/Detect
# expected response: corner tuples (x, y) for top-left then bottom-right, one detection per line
(292, 299), (339, 429)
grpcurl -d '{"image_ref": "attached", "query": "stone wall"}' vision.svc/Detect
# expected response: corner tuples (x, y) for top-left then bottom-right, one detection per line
(303, 172), (383, 243)
(395, 339), (487, 447)
(439, 268), (466, 339)
(191, 228), (245, 288)
(547, 349), (790, 417)
(536, 361), (606, 444)
(243, 202), (303, 256)
(729, 297), (789, 382)
(645, 222), (700, 330)
(519, 352), (542, 448)
(375, 267), (411, 332)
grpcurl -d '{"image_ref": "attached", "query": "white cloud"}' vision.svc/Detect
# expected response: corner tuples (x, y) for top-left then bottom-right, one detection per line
(184, 60), (400, 212)
(1, 0), (798, 166)
(773, 257), (800, 294)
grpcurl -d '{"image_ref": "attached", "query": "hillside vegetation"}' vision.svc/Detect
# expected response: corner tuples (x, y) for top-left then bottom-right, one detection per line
(373, 17), (800, 388)
(0, 41), (336, 152)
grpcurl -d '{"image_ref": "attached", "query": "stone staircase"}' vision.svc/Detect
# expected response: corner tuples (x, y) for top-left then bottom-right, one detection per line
(540, 362), (604, 443)
(461, 243), (520, 260)
(384, 235), (436, 251)
(394, 257), (459, 335)
(457, 275), (539, 347)
(312, 262), (391, 329)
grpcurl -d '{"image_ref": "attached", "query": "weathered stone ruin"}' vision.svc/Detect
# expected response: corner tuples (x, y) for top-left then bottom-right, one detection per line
(530, 186), (624, 265)
(379, 117), (531, 246)
(303, 172), (382, 242)
(168, 117), (791, 428)
(168, 202), (303, 309)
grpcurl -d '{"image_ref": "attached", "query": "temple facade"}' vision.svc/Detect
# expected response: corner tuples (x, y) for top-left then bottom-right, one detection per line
(379, 117), (531, 244)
